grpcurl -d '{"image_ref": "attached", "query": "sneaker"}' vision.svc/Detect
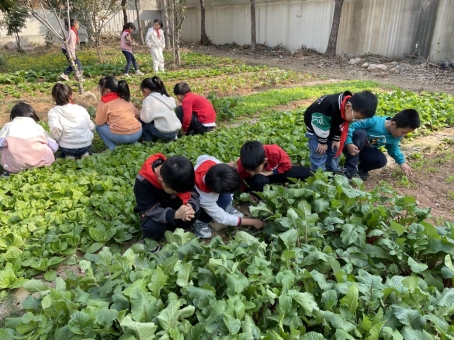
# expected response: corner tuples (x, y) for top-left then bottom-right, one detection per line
(81, 152), (90, 158)
(135, 70), (144, 76)
(124, 73), (131, 78)
(150, 244), (161, 254)
(2, 170), (10, 177)
(342, 168), (359, 180)
(226, 203), (243, 218)
(59, 73), (70, 81)
(65, 156), (76, 160)
(358, 169), (370, 181)
(192, 220), (212, 238)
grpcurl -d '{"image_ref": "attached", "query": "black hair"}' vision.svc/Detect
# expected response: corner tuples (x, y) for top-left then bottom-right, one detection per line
(160, 156), (195, 193)
(205, 164), (242, 193)
(240, 141), (266, 171)
(391, 109), (421, 129)
(140, 76), (170, 97)
(123, 22), (136, 31)
(349, 91), (378, 118)
(174, 82), (191, 96)
(153, 18), (163, 28)
(10, 102), (40, 122)
(52, 83), (72, 106)
(64, 19), (78, 31)
(98, 76), (131, 102)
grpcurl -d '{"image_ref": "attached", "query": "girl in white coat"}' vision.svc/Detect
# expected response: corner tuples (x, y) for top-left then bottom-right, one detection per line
(139, 76), (181, 142)
(48, 83), (95, 159)
(145, 19), (165, 73)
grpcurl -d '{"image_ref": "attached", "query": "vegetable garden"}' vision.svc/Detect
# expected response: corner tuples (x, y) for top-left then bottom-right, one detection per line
(1, 47), (454, 339)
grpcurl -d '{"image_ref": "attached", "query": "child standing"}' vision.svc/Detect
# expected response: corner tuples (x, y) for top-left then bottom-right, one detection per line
(343, 109), (420, 180)
(174, 82), (216, 136)
(60, 19), (83, 81)
(121, 22), (144, 77)
(145, 19), (165, 73)
(0, 103), (58, 176)
(236, 141), (312, 193)
(139, 76), (181, 142)
(193, 155), (265, 239)
(134, 154), (200, 252)
(48, 83), (95, 159)
(304, 91), (378, 173)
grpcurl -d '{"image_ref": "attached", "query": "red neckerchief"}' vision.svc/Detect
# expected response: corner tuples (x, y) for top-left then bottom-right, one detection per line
(101, 92), (120, 103)
(139, 153), (191, 204)
(336, 95), (352, 157)
(71, 27), (79, 43)
(195, 160), (217, 193)
(155, 28), (161, 39)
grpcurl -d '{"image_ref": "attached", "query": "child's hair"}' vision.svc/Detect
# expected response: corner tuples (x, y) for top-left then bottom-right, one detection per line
(160, 156), (195, 193)
(64, 18), (78, 30)
(205, 164), (242, 193)
(349, 91), (378, 118)
(52, 83), (73, 106)
(153, 18), (163, 28)
(391, 109), (421, 129)
(174, 82), (191, 96)
(240, 141), (266, 171)
(140, 76), (170, 97)
(10, 102), (40, 122)
(123, 22), (136, 31)
(98, 76), (131, 102)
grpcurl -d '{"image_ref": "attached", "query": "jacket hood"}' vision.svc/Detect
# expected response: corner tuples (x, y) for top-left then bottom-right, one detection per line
(148, 92), (176, 110)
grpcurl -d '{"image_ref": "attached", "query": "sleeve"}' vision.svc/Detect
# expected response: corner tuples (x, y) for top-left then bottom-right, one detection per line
(345, 119), (374, 145)
(125, 33), (133, 46)
(187, 190), (200, 213)
(198, 190), (241, 226)
(68, 31), (76, 58)
(385, 142), (405, 165)
(181, 98), (193, 131)
(95, 102), (108, 126)
(88, 117), (96, 132)
(40, 127), (58, 152)
(47, 109), (63, 141)
(310, 112), (332, 144)
(159, 30), (166, 48)
(139, 97), (155, 123)
(145, 30), (152, 48)
(273, 146), (292, 174)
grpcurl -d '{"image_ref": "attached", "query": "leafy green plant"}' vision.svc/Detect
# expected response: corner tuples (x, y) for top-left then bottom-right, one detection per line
(207, 92), (244, 120)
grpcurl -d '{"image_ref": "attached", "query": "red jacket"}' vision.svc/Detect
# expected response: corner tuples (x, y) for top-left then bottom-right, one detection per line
(181, 92), (216, 131)
(236, 144), (292, 179)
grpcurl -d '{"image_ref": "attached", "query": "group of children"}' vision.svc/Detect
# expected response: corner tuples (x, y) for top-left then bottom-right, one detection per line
(60, 18), (166, 82)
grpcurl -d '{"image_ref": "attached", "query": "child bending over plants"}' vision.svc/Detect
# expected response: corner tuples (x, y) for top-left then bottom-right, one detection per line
(48, 83), (95, 159)
(304, 90), (378, 173)
(121, 22), (144, 77)
(95, 76), (142, 150)
(0, 102), (58, 177)
(174, 82), (216, 136)
(235, 141), (312, 199)
(139, 76), (181, 142)
(342, 109), (421, 180)
(192, 155), (265, 239)
(133, 154), (201, 253)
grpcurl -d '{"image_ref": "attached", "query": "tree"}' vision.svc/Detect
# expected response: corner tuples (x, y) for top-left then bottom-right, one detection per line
(250, 0), (256, 51)
(160, 0), (170, 49)
(134, 0), (144, 44)
(121, 0), (128, 25)
(1, 3), (29, 52)
(200, 0), (209, 45)
(168, 0), (186, 66)
(0, 0), (14, 12)
(325, 0), (345, 57)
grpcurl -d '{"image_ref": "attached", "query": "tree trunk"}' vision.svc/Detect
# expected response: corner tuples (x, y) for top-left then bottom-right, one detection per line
(15, 32), (23, 52)
(121, 0), (128, 25)
(325, 0), (345, 57)
(250, 0), (256, 51)
(200, 0), (209, 45)
(161, 0), (171, 49)
(134, 0), (144, 44)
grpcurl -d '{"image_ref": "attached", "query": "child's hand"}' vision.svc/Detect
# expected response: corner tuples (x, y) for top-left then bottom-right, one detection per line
(249, 219), (265, 230)
(227, 161), (236, 168)
(331, 140), (340, 152)
(175, 204), (194, 221)
(400, 163), (412, 177)
(346, 143), (360, 156)
(316, 143), (328, 154)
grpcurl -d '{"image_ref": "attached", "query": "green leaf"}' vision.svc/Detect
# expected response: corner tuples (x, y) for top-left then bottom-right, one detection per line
(278, 228), (298, 249)
(223, 314), (241, 335)
(0, 264), (18, 289)
(157, 298), (181, 331)
(407, 257), (428, 273)
(392, 305), (426, 330)
(366, 321), (386, 340)
(389, 220), (406, 236)
(226, 273), (249, 296)
(301, 332), (325, 340)
(96, 307), (119, 328)
(340, 283), (358, 317)
(68, 311), (94, 335)
(340, 224), (364, 246)
(120, 315), (157, 339)
(276, 270), (296, 292)
(148, 267), (167, 299)
(43, 270), (57, 282)
(321, 290), (338, 310)
(288, 290), (318, 315)
(23, 279), (50, 293)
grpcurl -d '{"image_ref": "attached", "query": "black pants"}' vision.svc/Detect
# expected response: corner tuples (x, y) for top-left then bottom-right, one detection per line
(343, 129), (387, 172)
(141, 209), (201, 241)
(245, 166), (312, 192)
(175, 106), (214, 135)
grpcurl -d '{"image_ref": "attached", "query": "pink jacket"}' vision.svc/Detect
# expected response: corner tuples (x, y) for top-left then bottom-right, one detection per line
(120, 31), (133, 53)
(62, 29), (77, 58)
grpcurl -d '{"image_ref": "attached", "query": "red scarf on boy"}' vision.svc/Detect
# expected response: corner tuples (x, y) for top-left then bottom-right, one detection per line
(336, 95), (352, 157)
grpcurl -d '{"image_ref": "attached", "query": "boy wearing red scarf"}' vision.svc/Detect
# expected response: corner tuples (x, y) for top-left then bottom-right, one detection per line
(133, 154), (201, 252)
(304, 91), (377, 173)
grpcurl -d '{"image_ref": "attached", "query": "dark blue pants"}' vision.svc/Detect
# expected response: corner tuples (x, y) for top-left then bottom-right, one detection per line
(122, 50), (138, 74)
(175, 106), (214, 135)
(343, 129), (387, 172)
(199, 193), (232, 223)
(245, 166), (312, 192)
(60, 146), (91, 158)
(62, 48), (82, 75)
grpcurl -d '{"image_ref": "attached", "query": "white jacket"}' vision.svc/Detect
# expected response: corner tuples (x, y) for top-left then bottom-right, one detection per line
(194, 155), (240, 226)
(145, 28), (165, 49)
(48, 103), (95, 149)
(140, 93), (181, 132)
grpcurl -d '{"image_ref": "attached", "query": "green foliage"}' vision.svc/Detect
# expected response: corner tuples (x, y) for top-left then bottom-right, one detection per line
(207, 92), (244, 120)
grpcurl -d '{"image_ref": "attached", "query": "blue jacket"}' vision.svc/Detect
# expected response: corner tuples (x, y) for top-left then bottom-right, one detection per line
(346, 116), (405, 165)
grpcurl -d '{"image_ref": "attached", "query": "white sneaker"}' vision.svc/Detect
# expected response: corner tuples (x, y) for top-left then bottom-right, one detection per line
(124, 73), (131, 78)
(81, 152), (90, 158)
(226, 203), (243, 218)
(135, 70), (144, 76)
(59, 73), (70, 81)
(192, 220), (212, 238)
